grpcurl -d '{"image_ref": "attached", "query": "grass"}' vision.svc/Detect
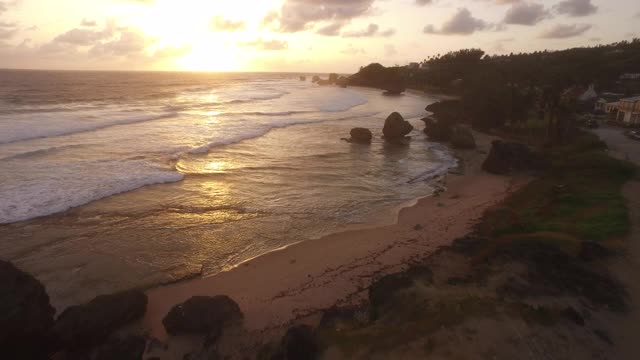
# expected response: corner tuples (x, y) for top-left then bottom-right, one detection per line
(480, 133), (636, 243)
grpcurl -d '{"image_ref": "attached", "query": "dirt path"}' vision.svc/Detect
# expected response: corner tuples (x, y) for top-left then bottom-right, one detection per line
(593, 127), (640, 359)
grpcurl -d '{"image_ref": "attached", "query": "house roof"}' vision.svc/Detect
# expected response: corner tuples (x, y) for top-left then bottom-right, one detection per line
(620, 96), (640, 102)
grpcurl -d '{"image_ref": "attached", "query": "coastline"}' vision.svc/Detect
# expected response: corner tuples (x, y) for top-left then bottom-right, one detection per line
(142, 130), (526, 341)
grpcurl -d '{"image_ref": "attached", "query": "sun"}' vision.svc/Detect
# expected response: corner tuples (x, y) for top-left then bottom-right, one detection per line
(131, 0), (281, 71)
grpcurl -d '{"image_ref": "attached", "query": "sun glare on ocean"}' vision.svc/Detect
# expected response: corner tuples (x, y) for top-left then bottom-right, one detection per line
(133, 0), (281, 71)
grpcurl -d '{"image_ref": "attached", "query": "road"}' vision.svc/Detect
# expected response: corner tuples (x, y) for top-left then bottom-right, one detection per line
(592, 126), (640, 360)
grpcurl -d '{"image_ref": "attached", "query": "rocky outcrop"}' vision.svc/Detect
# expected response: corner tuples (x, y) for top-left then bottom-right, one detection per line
(316, 79), (331, 86)
(271, 325), (319, 360)
(311, 76), (320, 83)
(348, 63), (406, 94)
(482, 140), (548, 175)
(450, 126), (476, 149)
(425, 100), (463, 122)
(328, 73), (339, 84)
(299, 76), (306, 81)
(162, 296), (243, 337)
(423, 118), (453, 142)
(336, 76), (348, 88)
(1, 260), (55, 359)
(348, 128), (373, 144)
(383, 112), (413, 142)
(54, 290), (148, 350)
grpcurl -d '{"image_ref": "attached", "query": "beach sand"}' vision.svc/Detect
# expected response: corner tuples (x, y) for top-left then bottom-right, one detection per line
(142, 131), (526, 342)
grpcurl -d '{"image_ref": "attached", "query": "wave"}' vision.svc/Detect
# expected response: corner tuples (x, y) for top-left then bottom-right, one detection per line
(0, 144), (87, 161)
(0, 163), (184, 224)
(407, 144), (459, 184)
(0, 112), (178, 145)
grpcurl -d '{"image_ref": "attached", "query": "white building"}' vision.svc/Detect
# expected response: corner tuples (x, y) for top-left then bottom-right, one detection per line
(616, 96), (640, 124)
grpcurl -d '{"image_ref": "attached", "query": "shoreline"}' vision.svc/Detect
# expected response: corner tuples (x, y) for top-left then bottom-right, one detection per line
(142, 130), (526, 341)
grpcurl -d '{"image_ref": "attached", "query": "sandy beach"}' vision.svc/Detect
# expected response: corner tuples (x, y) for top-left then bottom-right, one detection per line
(143, 131), (526, 341)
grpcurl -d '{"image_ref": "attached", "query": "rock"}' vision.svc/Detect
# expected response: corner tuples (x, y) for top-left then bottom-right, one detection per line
(336, 76), (348, 88)
(348, 128), (372, 144)
(328, 73), (339, 84)
(425, 100), (463, 122)
(482, 140), (548, 175)
(423, 118), (453, 142)
(383, 79), (406, 95)
(94, 336), (147, 360)
(316, 79), (331, 86)
(272, 325), (319, 360)
(162, 296), (243, 337)
(54, 290), (148, 350)
(450, 125), (476, 149)
(382, 112), (413, 142)
(311, 76), (320, 83)
(1, 260), (55, 359)
(299, 76), (306, 81)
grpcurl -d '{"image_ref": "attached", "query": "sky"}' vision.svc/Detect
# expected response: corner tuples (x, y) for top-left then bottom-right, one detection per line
(0, 0), (638, 73)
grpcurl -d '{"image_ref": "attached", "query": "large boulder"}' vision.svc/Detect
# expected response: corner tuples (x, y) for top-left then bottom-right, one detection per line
(383, 112), (413, 141)
(328, 73), (339, 84)
(423, 118), (453, 142)
(482, 140), (548, 175)
(1, 260), (55, 359)
(349, 128), (373, 144)
(425, 100), (463, 122)
(311, 76), (320, 83)
(162, 295), (243, 336)
(450, 125), (476, 149)
(54, 290), (148, 350)
(336, 76), (348, 88)
(271, 325), (319, 360)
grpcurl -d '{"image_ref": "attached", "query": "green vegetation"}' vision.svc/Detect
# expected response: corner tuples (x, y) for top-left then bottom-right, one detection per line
(481, 133), (635, 243)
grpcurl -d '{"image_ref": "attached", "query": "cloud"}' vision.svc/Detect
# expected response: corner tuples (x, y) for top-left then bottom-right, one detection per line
(342, 23), (395, 37)
(89, 28), (151, 57)
(539, 23), (592, 38)
(209, 15), (245, 32)
(504, 3), (550, 25)
(54, 23), (116, 46)
(267, 0), (375, 32)
(424, 8), (487, 35)
(554, 0), (598, 17)
(315, 22), (344, 36)
(239, 38), (288, 51)
(415, 0), (432, 6)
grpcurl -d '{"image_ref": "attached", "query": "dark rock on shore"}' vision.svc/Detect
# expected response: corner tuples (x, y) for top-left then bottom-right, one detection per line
(423, 118), (453, 142)
(450, 125), (476, 149)
(299, 76), (306, 81)
(425, 100), (463, 122)
(348, 63), (406, 94)
(271, 325), (318, 360)
(336, 76), (348, 88)
(328, 73), (339, 84)
(311, 76), (320, 83)
(383, 112), (413, 142)
(162, 295), (243, 337)
(482, 140), (548, 175)
(348, 128), (373, 144)
(1, 260), (56, 359)
(54, 290), (147, 350)
(94, 336), (147, 360)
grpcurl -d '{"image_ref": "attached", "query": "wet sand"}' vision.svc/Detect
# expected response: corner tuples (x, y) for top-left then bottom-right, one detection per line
(143, 131), (526, 340)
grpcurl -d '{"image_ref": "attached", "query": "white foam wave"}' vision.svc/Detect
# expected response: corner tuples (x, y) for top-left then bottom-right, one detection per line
(0, 159), (184, 224)
(0, 112), (178, 145)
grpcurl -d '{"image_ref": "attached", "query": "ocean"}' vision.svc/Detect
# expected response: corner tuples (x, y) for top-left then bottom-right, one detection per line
(0, 70), (456, 310)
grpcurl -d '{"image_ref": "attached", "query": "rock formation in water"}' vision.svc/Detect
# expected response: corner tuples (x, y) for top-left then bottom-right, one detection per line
(383, 112), (414, 142)
(348, 128), (373, 144)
